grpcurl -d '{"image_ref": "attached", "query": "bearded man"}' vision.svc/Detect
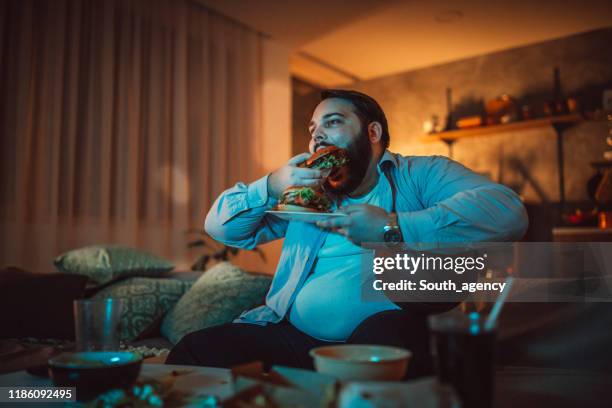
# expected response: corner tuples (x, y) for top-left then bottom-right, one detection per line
(166, 89), (528, 378)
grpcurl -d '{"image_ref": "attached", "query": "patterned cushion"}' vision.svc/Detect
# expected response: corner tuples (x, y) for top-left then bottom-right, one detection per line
(54, 245), (175, 285)
(161, 262), (272, 344)
(93, 277), (192, 342)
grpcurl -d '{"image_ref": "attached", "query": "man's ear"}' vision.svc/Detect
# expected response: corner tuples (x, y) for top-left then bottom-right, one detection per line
(368, 122), (383, 144)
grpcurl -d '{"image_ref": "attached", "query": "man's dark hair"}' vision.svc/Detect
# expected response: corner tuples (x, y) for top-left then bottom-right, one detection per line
(320, 89), (390, 149)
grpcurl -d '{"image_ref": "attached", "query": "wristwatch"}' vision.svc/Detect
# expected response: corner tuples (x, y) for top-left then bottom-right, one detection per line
(383, 213), (403, 243)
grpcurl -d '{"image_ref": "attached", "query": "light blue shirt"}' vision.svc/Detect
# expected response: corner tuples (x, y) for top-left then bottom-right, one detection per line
(288, 167), (400, 341)
(204, 151), (528, 336)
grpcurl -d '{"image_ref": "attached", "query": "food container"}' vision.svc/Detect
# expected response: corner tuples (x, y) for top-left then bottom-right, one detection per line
(48, 351), (142, 401)
(310, 345), (411, 381)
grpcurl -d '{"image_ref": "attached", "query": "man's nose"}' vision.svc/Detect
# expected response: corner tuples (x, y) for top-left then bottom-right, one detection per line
(312, 127), (327, 143)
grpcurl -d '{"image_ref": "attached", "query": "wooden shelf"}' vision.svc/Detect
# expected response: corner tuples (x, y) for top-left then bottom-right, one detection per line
(421, 113), (583, 143)
(552, 227), (612, 242)
(591, 160), (612, 169)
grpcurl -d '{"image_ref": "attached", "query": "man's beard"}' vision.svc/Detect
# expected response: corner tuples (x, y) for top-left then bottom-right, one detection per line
(325, 127), (372, 195)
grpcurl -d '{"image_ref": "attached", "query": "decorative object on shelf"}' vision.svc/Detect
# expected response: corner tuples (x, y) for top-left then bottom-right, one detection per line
(456, 115), (483, 129)
(521, 105), (533, 120)
(485, 94), (518, 125)
(543, 100), (556, 116)
(547, 96), (580, 115)
(422, 114), (441, 134)
(562, 208), (598, 227)
(545, 66), (574, 116)
(423, 114), (582, 142)
(566, 97), (580, 113)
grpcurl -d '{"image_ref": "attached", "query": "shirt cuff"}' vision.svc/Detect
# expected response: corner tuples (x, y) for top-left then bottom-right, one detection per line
(247, 173), (275, 208)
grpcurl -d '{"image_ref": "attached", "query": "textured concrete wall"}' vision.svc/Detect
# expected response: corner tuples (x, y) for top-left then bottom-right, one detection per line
(292, 77), (323, 156)
(294, 28), (612, 204)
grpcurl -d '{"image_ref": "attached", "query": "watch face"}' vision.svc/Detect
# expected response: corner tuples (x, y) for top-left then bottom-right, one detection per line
(384, 228), (402, 243)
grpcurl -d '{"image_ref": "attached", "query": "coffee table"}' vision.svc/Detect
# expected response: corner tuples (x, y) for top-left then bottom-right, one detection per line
(0, 363), (232, 407)
(2, 364), (611, 407)
(0, 363), (458, 407)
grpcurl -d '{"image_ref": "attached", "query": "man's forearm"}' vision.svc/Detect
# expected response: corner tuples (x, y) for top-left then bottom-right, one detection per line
(398, 184), (528, 243)
(204, 174), (287, 249)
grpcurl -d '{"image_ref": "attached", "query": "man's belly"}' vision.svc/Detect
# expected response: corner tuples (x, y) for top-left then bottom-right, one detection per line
(288, 257), (399, 342)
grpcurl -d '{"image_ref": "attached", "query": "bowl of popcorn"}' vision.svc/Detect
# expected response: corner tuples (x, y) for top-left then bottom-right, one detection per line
(310, 345), (411, 381)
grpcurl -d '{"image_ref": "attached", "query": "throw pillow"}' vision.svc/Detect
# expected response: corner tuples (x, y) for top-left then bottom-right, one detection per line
(54, 245), (175, 285)
(93, 277), (193, 342)
(0, 267), (89, 339)
(161, 262), (272, 344)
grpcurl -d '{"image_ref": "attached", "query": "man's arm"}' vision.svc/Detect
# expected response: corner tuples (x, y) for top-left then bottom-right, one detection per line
(317, 155), (528, 245)
(398, 155), (528, 243)
(204, 174), (288, 249)
(205, 153), (330, 248)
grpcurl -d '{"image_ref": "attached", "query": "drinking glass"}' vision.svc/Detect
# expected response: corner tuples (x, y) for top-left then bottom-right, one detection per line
(429, 312), (497, 408)
(73, 298), (125, 351)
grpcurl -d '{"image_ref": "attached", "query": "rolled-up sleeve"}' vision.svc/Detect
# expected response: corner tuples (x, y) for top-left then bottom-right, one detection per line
(397, 156), (528, 243)
(204, 174), (288, 249)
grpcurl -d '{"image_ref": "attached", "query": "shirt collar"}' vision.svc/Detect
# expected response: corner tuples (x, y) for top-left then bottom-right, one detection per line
(377, 149), (399, 172)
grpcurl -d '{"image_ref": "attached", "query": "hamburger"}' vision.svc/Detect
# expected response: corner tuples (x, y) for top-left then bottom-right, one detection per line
(299, 145), (349, 170)
(300, 145), (350, 190)
(277, 186), (332, 212)
(277, 146), (350, 212)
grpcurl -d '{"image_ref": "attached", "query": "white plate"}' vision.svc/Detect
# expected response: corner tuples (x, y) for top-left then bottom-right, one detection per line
(265, 210), (346, 223)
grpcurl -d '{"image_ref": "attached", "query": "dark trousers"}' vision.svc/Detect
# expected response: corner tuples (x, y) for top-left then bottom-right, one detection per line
(166, 309), (433, 379)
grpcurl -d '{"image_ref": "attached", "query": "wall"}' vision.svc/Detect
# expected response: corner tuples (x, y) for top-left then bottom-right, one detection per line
(232, 38), (292, 275)
(294, 28), (612, 205)
(292, 78), (322, 156)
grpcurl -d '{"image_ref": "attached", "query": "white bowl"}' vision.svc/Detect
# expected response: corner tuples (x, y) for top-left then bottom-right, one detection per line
(310, 345), (411, 381)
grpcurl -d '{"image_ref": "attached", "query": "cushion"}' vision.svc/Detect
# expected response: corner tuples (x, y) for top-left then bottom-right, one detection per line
(54, 245), (175, 285)
(93, 277), (193, 342)
(0, 267), (89, 339)
(161, 262), (272, 344)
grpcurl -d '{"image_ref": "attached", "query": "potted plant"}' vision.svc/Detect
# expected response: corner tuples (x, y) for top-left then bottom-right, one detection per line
(185, 229), (266, 270)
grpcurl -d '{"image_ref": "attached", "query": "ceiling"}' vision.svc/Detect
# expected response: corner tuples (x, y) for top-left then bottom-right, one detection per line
(197, 0), (612, 87)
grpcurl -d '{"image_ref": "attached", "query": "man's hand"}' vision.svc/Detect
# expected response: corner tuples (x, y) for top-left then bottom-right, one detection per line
(267, 153), (331, 199)
(316, 204), (390, 245)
